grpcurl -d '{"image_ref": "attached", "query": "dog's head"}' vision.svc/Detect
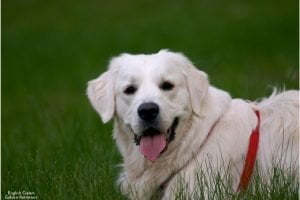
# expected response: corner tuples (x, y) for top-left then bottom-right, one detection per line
(87, 50), (208, 162)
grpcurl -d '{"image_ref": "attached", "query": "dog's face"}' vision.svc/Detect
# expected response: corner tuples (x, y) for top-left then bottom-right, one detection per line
(87, 50), (208, 162)
(114, 54), (191, 143)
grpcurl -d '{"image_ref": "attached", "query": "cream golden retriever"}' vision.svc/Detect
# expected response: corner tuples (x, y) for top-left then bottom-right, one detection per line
(87, 50), (299, 199)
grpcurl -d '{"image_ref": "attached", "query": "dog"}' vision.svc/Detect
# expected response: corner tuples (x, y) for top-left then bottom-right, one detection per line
(87, 50), (299, 199)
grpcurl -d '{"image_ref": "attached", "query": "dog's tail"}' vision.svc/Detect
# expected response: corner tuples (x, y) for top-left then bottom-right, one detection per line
(256, 90), (299, 131)
(255, 90), (299, 178)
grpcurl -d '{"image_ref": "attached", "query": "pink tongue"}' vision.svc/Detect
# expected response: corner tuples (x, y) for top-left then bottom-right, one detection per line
(139, 134), (166, 162)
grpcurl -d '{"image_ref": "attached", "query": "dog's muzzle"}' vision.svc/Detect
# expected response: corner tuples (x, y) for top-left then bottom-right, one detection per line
(134, 117), (179, 162)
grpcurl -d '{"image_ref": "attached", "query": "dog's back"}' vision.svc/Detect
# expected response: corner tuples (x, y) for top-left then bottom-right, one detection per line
(256, 90), (299, 178)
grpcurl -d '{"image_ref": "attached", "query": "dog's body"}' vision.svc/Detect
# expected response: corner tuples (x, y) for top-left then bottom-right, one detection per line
(87, 50), (299, 199)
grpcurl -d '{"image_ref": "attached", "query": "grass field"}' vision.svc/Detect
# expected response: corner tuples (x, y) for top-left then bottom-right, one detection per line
(2, 0), (298, 199)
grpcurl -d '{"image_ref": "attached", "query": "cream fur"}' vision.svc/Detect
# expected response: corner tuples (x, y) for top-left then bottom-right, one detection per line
(87, 50), (299, 199)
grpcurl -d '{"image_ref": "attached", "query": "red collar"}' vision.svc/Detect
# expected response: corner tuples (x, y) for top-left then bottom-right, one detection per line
(237, 110), (261, 191)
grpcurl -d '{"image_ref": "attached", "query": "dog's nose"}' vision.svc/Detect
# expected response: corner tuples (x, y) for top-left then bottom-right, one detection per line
(138, 102), (159, 121)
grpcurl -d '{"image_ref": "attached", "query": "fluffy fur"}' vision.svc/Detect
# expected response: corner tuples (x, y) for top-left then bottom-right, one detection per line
(87, 50), (299, 199)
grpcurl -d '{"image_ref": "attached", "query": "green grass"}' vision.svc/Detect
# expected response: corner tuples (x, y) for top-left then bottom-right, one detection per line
(124, 154), (299, 199)
(2, 0), (298, 199)
(171, 167), (299, 200)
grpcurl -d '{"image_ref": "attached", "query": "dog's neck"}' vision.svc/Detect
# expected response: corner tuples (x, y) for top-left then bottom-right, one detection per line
(113, 86), (232, 193)
(160, 117), (223, 189)
(172, 87), (232, 167)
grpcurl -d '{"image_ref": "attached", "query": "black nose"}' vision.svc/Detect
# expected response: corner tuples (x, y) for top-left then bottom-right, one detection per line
(138, 102), (159, 121)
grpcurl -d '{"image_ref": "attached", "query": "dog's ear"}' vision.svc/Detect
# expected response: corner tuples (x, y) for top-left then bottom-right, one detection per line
(160, 50), (209, 116)
(184, 61), (209, 117)
(87, 71), (114, 123)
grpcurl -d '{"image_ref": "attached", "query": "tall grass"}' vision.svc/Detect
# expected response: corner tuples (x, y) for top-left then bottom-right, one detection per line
(124, 143), (298, 200)
(169, 166), (299, 200)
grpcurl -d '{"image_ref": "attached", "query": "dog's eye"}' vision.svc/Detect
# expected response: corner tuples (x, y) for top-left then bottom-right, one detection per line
(124, 85), (137, 95)
(160, 81), (174, 91)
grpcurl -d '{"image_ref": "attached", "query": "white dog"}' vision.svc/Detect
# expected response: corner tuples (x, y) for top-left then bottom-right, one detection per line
(87, 50), (299, 199)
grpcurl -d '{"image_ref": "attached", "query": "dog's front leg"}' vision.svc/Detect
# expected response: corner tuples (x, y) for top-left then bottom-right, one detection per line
(118, 171), (158, 200)
(162, 157), (239, 200)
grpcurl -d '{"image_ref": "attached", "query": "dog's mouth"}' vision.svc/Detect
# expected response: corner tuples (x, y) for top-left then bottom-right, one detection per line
(134, 117), (179, 162)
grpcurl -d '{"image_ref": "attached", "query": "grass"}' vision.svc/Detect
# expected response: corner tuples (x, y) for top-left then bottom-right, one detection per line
(170, 167), (299, 200)
(2, 0), (298, 199)
(127, 144), (299, 200)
